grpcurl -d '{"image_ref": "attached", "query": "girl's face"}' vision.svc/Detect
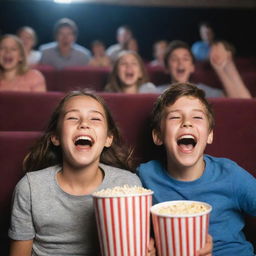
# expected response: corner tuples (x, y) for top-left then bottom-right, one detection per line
(51, 95), (113, 170)
(18, 29), (35, 52)
(0, 37), (22, 71)
(117, 53), (143, 88)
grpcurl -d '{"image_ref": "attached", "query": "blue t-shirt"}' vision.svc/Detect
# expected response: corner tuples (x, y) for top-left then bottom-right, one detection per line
(191, 41), (211, 61)
(137, 155), (256, 256)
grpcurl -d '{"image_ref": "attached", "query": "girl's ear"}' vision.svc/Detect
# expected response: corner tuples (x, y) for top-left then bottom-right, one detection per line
(51, 134), (60, 146)
(207, 130), (213, 144)
(152, 129), (163, 146)
(104, 134), (113, 148)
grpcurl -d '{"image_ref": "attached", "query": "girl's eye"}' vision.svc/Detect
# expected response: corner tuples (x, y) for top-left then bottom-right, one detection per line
(91, 117), (102, 121)
(169, 116), (180, 120)
(193, 116), (203, 119)
(67, 116), (78, 120)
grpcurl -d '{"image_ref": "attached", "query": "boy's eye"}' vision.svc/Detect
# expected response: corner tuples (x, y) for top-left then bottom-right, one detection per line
(193, 116), (203, 119)
(91, 117), (102, 121)
(67, 116), (78, 120)
(169, 116), (180, 120)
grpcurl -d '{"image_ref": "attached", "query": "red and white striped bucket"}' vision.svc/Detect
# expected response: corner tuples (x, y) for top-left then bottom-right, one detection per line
(93, 191), (153, 256)
(151, 200), (212, 256)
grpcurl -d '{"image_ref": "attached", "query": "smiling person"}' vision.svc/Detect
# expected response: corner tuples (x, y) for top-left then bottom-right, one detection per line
(9, 90), (155, 256)
(137, 83), (256, 256)
(0, 34), (46, 92)
(105, 50), (157, 93)
(39, 18), (91, 69)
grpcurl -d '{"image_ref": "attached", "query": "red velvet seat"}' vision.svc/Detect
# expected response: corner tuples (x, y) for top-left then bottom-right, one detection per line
(146, 66), (170, 85)
(0, 131), (42, 255)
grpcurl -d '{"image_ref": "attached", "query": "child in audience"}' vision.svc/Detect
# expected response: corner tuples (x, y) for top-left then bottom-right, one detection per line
(9, 90), (155, 256)
(88, 40), (111, 68)
(124, 37), (139, 53)
(105, 50), (157, 93)
(137, 82), (256, 256)
(17, 26), (41, 66)
(158, 40), (251, 98)
(149, 40), (169, 68)
(0, 34), (46, 92)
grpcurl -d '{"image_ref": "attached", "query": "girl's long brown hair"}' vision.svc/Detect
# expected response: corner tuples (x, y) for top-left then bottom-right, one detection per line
(23, 90), (135, 172)
(105, 50), (149, 92)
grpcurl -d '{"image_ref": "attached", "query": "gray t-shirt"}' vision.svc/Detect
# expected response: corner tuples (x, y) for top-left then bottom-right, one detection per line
(157, 82), (224, 98)
(39, 42), (91, 69)
(9, 164), (141, 256)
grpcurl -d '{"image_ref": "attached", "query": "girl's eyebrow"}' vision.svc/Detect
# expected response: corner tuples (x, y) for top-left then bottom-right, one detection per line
(64, 109), (105, 118)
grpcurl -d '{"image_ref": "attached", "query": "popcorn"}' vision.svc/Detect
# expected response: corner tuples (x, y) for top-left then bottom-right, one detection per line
(93, 185), (152, 197)
(157, 201), (209, 215)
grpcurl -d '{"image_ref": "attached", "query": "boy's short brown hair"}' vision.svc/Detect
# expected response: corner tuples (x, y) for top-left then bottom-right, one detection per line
(164, 40), (195, 69)
(151, 82), (215, 132)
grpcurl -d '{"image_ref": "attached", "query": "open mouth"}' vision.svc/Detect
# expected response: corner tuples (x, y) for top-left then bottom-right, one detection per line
(125, 72), (134, 79)
(74, 136), (94, 147)
(177, 135), (197, 151)
(177, 68), (185, 75)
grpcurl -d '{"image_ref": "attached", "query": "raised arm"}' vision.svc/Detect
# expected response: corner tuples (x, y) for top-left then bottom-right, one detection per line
(210, 41), (251, 99)
(10, 240), (33, 256)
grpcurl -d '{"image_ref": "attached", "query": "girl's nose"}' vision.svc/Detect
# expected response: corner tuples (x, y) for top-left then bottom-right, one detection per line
(182, 120), (192, 128)
(79, 119), (90, 129)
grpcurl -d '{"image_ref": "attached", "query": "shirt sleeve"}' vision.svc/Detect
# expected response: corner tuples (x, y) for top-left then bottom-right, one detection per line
(8, 175), (35, 240)
(233, 166), (256, 216)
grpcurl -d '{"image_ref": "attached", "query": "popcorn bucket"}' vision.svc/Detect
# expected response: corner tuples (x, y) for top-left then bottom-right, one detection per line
(93, 187), (153, 256)
(151, 200), (212, 256)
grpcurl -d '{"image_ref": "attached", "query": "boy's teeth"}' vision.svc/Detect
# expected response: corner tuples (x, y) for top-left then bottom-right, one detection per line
(179, 135), (195, 140)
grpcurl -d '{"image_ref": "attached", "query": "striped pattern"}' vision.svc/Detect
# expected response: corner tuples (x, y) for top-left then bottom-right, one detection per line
(94, 194), (152, 256)
(152, 213), (210, 256)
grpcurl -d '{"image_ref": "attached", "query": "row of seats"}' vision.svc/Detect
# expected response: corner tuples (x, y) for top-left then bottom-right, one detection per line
(37, 64), (256, 96)
(0, 91), (256, 254)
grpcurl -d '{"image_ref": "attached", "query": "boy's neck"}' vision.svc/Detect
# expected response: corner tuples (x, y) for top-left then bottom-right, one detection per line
(166, 157), (205, 181)
(57, 161), (103, 195)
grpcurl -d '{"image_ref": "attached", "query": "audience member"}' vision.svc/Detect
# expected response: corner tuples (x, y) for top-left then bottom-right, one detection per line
(88, 40), (111, 68)
(17, 26), (41, 66)
(106, 25), (133, 62)
(124, 37), (139, 53)
(0, 34), (46, 92)
(149, 40), (168, 68)
(39, 18), (91, 69)
(209, 40), (251, 98)
(158, 40), (251, 98)
(105, 50), (157, 93)
(8, 90), (155, 255)
(137, 83), (256, 256)
(191, 22), (215, 61)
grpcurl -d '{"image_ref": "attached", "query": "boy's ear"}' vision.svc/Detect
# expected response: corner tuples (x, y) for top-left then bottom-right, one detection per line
(51, 134), (60, 146)
(104, 134), (113, 148)
(152, 129), (163, 146)
(207, 130), (213, 144)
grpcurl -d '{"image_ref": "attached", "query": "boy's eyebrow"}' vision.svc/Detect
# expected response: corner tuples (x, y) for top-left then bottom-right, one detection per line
(166, 109), (206, 114)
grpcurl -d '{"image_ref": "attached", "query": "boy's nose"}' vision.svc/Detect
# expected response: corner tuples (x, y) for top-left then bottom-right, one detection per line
(79, 120), (90, 129)
(182, 121), (192, 127)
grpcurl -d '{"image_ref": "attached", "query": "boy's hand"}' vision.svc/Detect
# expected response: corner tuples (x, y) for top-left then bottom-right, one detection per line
(196, 234), (213, 256)
(147, 237), (156, 256)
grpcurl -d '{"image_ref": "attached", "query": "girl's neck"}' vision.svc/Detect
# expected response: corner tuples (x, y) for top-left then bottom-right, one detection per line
(123, 84), (138, 94)
(167, 157), (205, 182)
(2, 69), (18, 81)
(57, 162), (103, 195)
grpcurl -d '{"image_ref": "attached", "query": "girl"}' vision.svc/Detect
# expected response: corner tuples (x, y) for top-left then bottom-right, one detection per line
(17, 26), (42, 66)
(9, 90), (155, 256)
(0, 34), (46, 92)
(105, 50), (157, 93)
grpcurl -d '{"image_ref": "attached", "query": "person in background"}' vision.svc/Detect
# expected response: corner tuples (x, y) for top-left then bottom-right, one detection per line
(149, 40), (168, 68)
(39, 18), (91, 69)
(137, 83), (256, 256)
(124, 37), (139, 53)
(88, 40), (111, 68)
(191, 22), (215, 61)
(9, 90), (155, 256)
(17, 26), (41, 66)
(158, 40), (251, 98)
(105, 50), (157, 93)
(106, 25), (133, 62)
(0, 34), (46, 92)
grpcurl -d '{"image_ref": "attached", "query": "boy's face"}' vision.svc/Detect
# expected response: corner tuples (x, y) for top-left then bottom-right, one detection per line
(167, 48), (195, 83)
(153, 96), (213, 170)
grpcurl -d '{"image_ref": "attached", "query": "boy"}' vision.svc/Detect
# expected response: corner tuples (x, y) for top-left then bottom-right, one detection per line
(137, 82), (256, 255)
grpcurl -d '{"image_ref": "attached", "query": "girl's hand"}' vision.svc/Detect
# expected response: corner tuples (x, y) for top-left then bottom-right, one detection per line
(147, 237), (156, 256)
(196, 234), (213, 256)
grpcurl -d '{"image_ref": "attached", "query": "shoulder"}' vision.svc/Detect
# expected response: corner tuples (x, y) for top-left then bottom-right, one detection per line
(137, 160), (162, 177)
(24, 69), (45, 82)
(39, 42), (57, 51)
(139, 82), (157, 93)
(72, 44), (91, 56)
(100, 163), (141, 186)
